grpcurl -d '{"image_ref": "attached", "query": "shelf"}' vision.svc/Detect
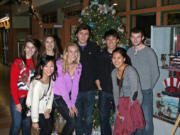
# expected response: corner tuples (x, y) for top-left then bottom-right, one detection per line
(162, 66), (180, 72)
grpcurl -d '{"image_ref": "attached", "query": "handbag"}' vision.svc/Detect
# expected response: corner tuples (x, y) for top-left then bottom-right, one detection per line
(114, 97), (133, 135)
(130, 99), (145, 130)
(21, 98), (30, 119)
(114, 65), (145, 135)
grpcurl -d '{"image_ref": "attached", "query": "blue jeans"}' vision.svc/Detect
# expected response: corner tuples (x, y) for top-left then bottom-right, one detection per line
(75, 90), (95, 135)
(9, 96), (30, 135)
(98, 91), (114, 135)
(136, 89), (153, 135)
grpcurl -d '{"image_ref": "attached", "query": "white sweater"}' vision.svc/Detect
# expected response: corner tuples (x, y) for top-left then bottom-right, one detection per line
(26, 79), (54, 123)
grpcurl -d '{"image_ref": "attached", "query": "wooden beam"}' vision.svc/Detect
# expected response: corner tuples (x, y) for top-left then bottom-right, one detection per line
(132, 0), (137, 9)
(118, 8), (156, 16)
(163, 13), (168, 25)
(83, 0), (89, 8)
(160, 4), (180, 11)
(118, 4), (180, 16)
(126, 0), (130, 38)
(156, 11), (161, 26)
(132, 16), (136, 28)
(156, 0), (161, 26)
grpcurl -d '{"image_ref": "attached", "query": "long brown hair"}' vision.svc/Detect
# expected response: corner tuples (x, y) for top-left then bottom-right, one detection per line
(62, 42), (80, 74)
(21, 38), (38, 67)
(40, 35), (60, 60)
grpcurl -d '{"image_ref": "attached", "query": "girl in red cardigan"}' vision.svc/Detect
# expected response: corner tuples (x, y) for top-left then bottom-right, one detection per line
(9, 39), (38, 135)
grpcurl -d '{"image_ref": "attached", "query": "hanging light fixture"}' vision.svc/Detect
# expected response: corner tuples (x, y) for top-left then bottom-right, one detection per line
(111, 0), (119, 6)
(0, 16), (10, 23)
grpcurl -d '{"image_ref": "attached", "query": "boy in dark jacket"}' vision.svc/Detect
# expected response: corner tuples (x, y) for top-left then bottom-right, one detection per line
(96, 29), (119, 135)
(75, 24), (100, 135)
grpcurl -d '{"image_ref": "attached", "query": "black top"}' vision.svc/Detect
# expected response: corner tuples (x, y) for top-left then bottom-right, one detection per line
(97, 49), (115, 94)
(75, 41), (100, 92)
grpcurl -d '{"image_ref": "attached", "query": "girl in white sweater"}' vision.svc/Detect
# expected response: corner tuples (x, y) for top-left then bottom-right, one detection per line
(26, 55), (57, 135)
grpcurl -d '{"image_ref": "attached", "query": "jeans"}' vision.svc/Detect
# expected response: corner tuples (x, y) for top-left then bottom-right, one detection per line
(39, 114), (52, 135)
(53, 95), (76, 135)
(98, 91), (114, 135)
(136, 89), (153, 135)
(9, 96), (31, 135)
(75, 90), (95, 135)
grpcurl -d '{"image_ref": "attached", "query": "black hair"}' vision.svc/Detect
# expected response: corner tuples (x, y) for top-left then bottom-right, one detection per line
(75, 24), (91, 37)
(112, 47), (132, 65)
(130, 27), (145, 37)
(35, 55), (57, 81)
(104, 29), (119, 39)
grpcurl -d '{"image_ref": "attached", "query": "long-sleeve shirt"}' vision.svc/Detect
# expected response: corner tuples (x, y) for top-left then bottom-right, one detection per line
(10, 58), (35, 105)
(96, 49), (115, 94)
(26, 79), (54, 123)
(53, 59), (82, 108)
(111, 66), (143, 108)
(127, 46), (160, 90)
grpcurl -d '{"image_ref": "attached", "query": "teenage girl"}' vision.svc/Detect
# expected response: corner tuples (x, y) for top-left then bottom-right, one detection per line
(9, 39), (38, 135)
(53, 43), (82, 135)
(26, 55), (57, 135)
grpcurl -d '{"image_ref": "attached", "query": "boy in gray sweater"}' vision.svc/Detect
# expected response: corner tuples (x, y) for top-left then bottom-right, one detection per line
(127, 27), (159, 135)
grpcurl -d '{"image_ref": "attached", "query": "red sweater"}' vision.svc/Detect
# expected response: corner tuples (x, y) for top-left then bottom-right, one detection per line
(10, 58), (35, 105)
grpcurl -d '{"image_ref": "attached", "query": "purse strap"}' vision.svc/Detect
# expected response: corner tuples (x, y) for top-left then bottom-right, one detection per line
(118, 65), (128, 97)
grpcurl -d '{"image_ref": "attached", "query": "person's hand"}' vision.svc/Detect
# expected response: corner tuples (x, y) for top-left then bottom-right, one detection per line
(32, 123), (39, 132)
(95, 80), (102, 90)
(72, 107), (78, 117)
(116, 110), (124, 121)
(44, 109), (50, 119)
(15, 104), (22, 112)
(69, 108), (75, 117)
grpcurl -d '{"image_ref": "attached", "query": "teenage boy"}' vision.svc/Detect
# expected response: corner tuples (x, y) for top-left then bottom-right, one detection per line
(127, 27), (159, 135)
(96, 29), (119, 135)
(74, 24), (100, 135)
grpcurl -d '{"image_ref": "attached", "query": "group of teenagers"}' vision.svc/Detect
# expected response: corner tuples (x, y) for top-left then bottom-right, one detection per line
(9, 24), (160, 135)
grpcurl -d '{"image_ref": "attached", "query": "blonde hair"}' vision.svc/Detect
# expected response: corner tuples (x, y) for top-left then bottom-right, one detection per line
(62, 42), (80, 74)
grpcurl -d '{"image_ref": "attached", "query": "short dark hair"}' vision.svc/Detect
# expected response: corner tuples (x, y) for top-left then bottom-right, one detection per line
(131, 27), (145, 37)
(75, 24), (91, 36)
(104, 29), (119, 39)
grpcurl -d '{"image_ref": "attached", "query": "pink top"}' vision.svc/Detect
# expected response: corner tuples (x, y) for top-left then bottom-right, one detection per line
(54, 59), (82, 108)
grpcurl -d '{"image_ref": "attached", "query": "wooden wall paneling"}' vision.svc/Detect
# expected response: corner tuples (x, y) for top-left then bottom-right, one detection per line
(61, 17), (79, 49)
(32, 16), (44, 41)
(83, 0), (89, 8)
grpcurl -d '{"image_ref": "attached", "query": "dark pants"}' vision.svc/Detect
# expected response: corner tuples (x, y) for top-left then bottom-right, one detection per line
(39, 114), (52, 135)
(99, 91), (114, 135)
(75, 90), (95, 135)
(9, 96), (30, 135)
(53, 95), (76, 135)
